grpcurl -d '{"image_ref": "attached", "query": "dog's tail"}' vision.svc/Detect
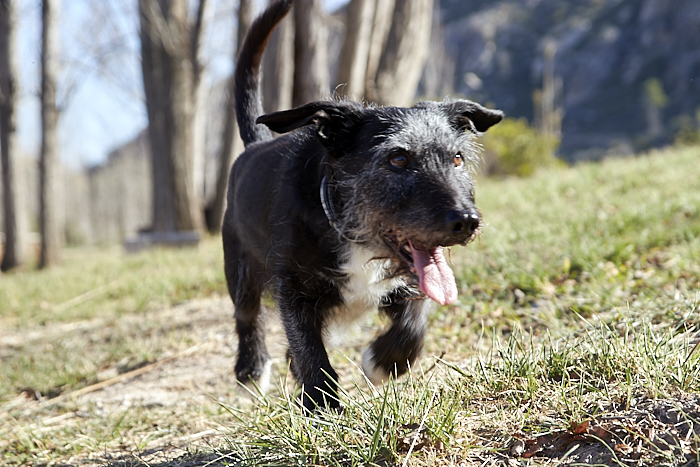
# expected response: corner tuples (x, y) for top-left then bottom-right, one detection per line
(234, 0), (293, 146)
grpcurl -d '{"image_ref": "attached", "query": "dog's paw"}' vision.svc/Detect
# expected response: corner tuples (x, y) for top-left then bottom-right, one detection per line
(361, 348), (391, 386)
(238, 359), (273, 397)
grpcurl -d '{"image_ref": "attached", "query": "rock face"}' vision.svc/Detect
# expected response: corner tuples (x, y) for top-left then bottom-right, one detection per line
(436, 0), (700, 161)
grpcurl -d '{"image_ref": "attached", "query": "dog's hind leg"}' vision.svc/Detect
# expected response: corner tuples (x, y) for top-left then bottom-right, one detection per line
(362, 294), (433, 385)
(224, 237), (271, 391)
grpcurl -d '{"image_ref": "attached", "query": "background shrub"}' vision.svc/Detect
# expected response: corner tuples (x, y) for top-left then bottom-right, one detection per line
(480, 117), (562, 177)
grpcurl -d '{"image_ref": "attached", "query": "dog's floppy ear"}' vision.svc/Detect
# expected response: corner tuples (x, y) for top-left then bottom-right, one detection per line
(256, 103), (330, 135)
(256, 101), (363, 149)
(441, 100), (504, 134)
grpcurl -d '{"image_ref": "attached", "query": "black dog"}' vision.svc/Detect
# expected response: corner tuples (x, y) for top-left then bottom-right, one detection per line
(223, 0), (503, 411)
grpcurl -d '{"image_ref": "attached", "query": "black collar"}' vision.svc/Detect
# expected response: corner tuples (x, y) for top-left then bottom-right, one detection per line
(319, 176), (359, 242)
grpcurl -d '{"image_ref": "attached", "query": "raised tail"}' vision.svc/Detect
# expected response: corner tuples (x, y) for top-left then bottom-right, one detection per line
(234, 0), (293, 146)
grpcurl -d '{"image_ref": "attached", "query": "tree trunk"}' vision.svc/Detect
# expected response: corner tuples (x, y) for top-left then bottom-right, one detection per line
(419, 6), (455, 99)
(364, 0), (395, 103)
(373, 0), (433, 106)
(336, 0), (375, 100)
(191, 0), (210, 219)
(263, 0), (294, 113)
(205, 0), (254, 234)
(139, 0), (202, 233)
(236, 0), (255, 57)
(39, 0), (61, 268)
(0, 0), (27, 271)
(293, 0), (329, 106)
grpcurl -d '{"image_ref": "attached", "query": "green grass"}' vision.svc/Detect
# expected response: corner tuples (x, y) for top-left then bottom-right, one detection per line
(219, 318), (700, 466)
(442, 145), (700, 349)
(216, 145), (700, 466)
(1, 145), (699, 466)
(0, 238), (227, 327)
(0, 238), (227, 406)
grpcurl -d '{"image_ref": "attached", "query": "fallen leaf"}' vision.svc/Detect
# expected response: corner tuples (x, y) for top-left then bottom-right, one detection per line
(571, 420), (590, 435)
(590, 425), (613, 442)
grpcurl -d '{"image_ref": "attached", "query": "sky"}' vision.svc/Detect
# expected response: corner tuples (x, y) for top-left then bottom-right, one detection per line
(15, 0), (349, 169)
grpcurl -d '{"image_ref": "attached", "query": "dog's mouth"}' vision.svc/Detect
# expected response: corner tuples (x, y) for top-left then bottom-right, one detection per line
(383, 236), (457, 306)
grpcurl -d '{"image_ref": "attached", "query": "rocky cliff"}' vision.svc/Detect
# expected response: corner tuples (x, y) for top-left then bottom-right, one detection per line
(433, 0), (700, 161)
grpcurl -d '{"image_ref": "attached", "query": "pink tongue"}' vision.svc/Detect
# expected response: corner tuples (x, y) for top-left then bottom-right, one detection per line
(410, 241), (458, 305)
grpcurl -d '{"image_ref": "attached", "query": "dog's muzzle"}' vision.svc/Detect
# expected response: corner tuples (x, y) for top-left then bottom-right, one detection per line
(380, 209), (480, 306)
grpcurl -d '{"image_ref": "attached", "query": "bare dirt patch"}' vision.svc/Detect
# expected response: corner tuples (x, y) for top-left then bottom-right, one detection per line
(0, 296), (379, 466)
(2, 297), (261, 465)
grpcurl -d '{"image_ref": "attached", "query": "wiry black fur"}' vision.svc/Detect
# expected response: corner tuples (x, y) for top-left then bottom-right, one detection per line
(224, 0), (503, 412)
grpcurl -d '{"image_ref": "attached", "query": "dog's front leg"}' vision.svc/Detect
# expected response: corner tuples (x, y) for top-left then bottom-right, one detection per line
(362, 294), (433, 385)
(277, 280), (340, 412)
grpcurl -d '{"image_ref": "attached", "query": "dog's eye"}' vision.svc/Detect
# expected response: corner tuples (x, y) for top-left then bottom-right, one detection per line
(454, 153), (463, 168)
(390, 152), (409, 169)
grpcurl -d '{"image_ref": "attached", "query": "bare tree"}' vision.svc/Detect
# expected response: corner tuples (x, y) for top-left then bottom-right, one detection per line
(139, 0), (207, 234)
(191, 0), (212, 221)
(39, 0), (62, 268)
(262, 0), (294, 113)
(205, 0), (254, 233)
(533, 40), (562, 156)
(373, 0), (433, 106)
(293, 0), (329, 106)
(419, 6), (456, 99)
(0, 0), (27, 271)
(364, 0), (395, 103)
(336, 0), (375, 99)
(236, 0), (255, 57)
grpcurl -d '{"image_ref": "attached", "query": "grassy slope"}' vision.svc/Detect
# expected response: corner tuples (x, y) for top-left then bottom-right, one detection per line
(0, 239), (227, 328)
(1, 145), (699, 465)
(434, 144), (700, 353)
(0, 239), (227, 407)
(226, 145), (700, 466)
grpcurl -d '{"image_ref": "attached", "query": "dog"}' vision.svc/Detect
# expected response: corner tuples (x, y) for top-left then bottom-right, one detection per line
(223, 0), (503, 412)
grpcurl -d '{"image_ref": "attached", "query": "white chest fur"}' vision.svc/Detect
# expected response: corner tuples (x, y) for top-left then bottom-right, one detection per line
(336, 244), (406, 324)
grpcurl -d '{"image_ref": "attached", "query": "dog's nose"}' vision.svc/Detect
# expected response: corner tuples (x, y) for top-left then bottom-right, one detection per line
(445, 210), (480, 237)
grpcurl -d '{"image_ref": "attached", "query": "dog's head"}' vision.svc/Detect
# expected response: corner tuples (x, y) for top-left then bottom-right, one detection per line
(257, 98), (503, 305)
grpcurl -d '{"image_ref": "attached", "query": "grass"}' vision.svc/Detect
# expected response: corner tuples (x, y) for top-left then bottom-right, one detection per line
(220, 318), (700, 466)
(1, 144), (699, 466)
(0, 239), (227, 328)
(0, 239), (228, 410)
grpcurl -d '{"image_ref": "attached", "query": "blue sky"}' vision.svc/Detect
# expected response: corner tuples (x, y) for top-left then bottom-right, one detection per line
(15, 0), (348, 168)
